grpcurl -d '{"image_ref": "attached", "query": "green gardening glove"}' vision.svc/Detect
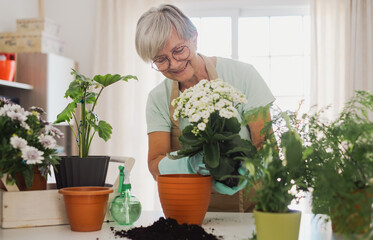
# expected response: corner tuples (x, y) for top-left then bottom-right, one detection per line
(158, 151), (204, 175)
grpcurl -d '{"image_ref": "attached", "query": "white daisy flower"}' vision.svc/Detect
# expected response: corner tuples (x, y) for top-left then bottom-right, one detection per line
(10, 136), (28, 149)
(21, 146), (44, 164)
(44, 125), (64, 138)
(39, 134), (57, 149)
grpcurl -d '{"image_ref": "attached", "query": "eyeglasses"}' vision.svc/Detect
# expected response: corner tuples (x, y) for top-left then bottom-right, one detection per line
(151, 45), (190, 72)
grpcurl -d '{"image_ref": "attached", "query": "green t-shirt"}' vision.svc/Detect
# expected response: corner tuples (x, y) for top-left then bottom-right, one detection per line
(146, 57), (275, 139)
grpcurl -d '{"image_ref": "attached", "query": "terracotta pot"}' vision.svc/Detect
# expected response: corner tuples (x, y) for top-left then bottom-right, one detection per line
(157, 174), (212, 225)
(16, 166), (47, 191)
(254, 210), (301, 240)
(331, 188), (373, 234)
(59, 186), (113, 232)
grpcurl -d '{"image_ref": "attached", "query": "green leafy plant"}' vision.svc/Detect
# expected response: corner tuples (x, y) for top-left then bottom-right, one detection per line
(171, 79), (257, 187)
(0, 98), (62, 187)
(241, 106), (309, 213)
(54, 69), (137, 158)
(303, 90), (373, 235)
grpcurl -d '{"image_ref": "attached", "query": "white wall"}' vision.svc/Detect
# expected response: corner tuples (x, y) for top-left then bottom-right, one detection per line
(0, 0), (95, 76)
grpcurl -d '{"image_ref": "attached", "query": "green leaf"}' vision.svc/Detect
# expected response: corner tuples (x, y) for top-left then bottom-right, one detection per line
(203, 141), (220, 168)
(93, 74), (138, 87)
(281, 131), (303, 169)
(22, 168), (34, 189)
(176, 145), (202, 157)
(64, 80), (84, 99)
(208, 155), (236, 180)
(224, 117), (241, 134)
(85, 92), (97, 104)
(90, 120), (112, 141)
(54, 102), (77, 124)
(214, 132), (237, 141)
(179, 126), (203, 146)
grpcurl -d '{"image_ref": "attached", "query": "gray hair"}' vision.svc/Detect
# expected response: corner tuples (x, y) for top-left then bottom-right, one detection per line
(135, 4), (197, 62)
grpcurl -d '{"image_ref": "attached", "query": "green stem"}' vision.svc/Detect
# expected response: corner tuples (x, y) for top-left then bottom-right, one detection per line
(91, 87), (104, 112)
(87, 131), (96, 153)
(80, 91), (87, 158)
(84, 87), (104, 157)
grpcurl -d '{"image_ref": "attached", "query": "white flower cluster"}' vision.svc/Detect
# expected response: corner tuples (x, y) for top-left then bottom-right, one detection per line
(172, 79), (247, 134)
(0, 103), (31, 129)
(1, 103), (63, 164)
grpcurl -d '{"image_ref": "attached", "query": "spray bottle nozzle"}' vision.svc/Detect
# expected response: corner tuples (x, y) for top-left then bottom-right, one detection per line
(118, 165), (131, 195)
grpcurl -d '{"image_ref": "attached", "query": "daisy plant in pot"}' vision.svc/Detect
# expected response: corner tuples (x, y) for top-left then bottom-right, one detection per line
(170, 79), (258, 189)
(241, 105), (310, 240)
(0, 97), (63, 191)
(54, 69), (137, 188)
(303, 90), (373, 238)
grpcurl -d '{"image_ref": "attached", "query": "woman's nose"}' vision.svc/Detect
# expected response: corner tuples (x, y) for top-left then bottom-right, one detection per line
(168, 57), (183, 70)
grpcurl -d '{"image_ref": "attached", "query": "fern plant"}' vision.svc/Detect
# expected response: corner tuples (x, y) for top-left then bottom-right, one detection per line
(303, 90), (373, 235)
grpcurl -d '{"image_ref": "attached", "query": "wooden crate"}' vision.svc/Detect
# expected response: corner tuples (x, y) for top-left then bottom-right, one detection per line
(0, 186), (118, 229)
(0, 188), (68, 228)
(0, 31), (64, 55)
(0, 157), (135, 229)
(17, 17), (61, 36)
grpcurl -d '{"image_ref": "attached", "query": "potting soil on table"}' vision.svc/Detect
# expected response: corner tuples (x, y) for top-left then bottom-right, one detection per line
(111, 217), (222, 240)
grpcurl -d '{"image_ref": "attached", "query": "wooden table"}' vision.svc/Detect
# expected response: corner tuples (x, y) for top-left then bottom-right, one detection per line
(0, 211), (333, 240)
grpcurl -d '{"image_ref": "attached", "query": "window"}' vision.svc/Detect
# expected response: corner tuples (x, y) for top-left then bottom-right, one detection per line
(187, 2), (310, 112)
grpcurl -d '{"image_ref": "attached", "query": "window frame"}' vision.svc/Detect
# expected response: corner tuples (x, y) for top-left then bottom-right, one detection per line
(178, 0), (311, 111)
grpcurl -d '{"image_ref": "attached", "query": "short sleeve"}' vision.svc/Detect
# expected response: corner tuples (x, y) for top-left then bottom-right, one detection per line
(146, 83), (172, 134)
(242, 64), (275, 112)
(215, 57), (275, 113)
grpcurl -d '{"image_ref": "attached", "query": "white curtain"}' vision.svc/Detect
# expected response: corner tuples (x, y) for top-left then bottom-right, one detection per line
(90, 0), (168, 211)
(311, 0), (373, 117)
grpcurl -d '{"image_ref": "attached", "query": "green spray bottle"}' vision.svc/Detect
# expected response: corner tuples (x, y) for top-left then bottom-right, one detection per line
(110, 166), (142, 225)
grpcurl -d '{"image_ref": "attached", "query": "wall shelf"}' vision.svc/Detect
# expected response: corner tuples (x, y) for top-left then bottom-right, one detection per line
(0, 79), (33, 90)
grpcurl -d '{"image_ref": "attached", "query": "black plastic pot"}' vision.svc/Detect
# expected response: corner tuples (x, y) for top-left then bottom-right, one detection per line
(54, 156), (110, 189)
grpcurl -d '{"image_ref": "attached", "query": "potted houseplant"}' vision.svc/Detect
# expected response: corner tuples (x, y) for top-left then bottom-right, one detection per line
(160, 79), (258, 224)
(303, 90), (373, 238)
(0, 97), (63, 191)
(171, 78), (257, 188)
(54, 69), (137, 188)
(241, 106), (309, 240)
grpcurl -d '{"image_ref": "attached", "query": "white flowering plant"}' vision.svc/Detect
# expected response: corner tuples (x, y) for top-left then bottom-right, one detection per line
(0, 98), (63, 188)
(172, 79), (257, 187)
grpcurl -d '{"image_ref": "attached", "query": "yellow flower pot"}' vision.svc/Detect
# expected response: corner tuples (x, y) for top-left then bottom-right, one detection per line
(254, 210), (301, 240)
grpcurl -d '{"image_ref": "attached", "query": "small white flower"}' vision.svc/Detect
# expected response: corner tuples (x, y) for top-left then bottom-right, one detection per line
(7, 111), (27, 122)
(0, 104), (12, 116)
(190, 113), (202, 123)
(197, 122), (206, 131)
(20, 121), (30, 130)
(39, 134), (57, 149)
(21, 146), (44, 164)
(10, 136), (28, 149)
(44, 125), (64, 138)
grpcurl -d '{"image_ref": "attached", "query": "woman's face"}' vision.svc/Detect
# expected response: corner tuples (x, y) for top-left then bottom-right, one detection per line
(154, 29), (198, 83)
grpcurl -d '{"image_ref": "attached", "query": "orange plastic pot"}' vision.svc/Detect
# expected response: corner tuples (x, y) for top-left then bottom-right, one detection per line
(59, 186), (113, 232)
(0, 60), (16, 81)
(157, 174), (212, 225)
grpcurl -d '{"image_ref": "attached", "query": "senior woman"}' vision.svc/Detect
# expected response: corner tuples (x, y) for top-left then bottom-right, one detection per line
(135, 4), (275, 212)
